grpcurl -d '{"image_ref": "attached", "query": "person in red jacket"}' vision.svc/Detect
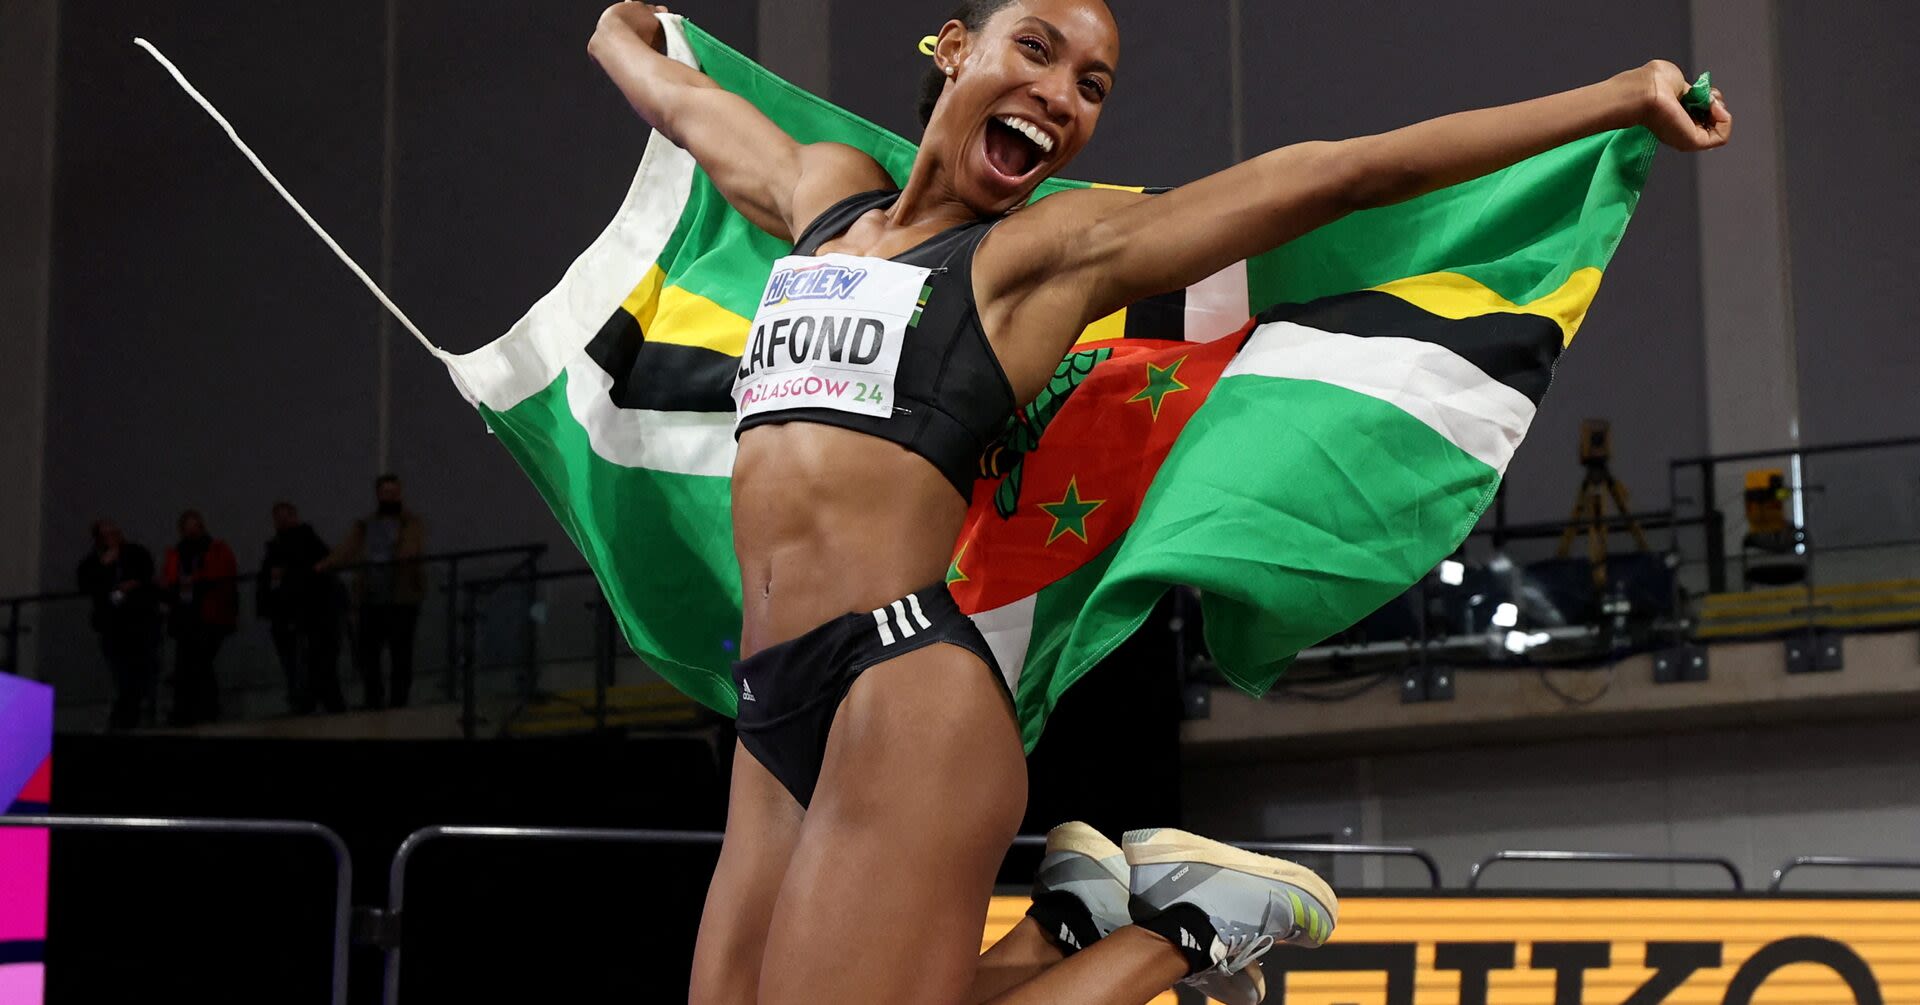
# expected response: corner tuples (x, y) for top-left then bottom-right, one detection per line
(160, 509), (238, 726)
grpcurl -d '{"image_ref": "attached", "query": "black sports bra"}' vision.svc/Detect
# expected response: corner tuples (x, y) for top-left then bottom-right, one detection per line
(732, 189), (1017, 499)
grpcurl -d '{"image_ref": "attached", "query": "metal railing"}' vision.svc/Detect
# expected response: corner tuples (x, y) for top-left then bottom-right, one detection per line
(23, 437), (1920, 734)
(1669, 434), (1920, 594)
(21, 812), (1920, 1001)
(0, 813), (352, 1005)
(371, 826), (1440, 1003)
(1267, 435), (1920, 697)
(1468, 849), (1745, 891)
(1770, 855), (1920, 892)
(377, 825), (726, 1004)
(2, 544), (544, 730)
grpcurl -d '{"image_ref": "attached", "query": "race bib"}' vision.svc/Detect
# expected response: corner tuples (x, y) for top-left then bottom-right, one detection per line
(733, 253), (931, 422)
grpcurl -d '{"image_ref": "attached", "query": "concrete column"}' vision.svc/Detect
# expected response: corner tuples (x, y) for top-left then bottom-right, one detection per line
(0, 0), (57, 603)
(757, 0), (831, 96)
(1689, 0), (1802, 573)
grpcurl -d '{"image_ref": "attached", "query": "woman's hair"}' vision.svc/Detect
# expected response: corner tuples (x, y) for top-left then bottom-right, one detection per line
(916, 0), (1017, 127)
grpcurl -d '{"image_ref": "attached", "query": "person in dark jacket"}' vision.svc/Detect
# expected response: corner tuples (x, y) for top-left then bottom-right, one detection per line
(321, 475), (427, 709)
(75, 518), (162, 730)
(159, 509), (238, 726)
(258, 501), (344, 714)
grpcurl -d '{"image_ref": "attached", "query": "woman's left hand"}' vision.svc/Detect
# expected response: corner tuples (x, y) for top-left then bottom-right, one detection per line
(1624, 59), (1732, 152)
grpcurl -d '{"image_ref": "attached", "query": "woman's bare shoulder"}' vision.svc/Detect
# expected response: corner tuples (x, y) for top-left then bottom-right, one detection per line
(981, 185), (1151, 286)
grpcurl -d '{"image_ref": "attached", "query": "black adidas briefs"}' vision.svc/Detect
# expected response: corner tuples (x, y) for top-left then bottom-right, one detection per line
(731, 583), (1007, 807)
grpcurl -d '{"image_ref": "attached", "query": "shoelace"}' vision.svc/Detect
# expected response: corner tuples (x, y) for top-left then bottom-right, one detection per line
(1215, 932), (1277, 975)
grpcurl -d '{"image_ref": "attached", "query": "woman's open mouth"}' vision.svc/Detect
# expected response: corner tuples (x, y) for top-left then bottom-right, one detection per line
(983, 114), (1054, 184)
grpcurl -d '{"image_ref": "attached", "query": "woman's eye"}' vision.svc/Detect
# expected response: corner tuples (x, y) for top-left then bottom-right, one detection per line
(1080, 79), (1107, 101)
(1016, 36), (1047, 58)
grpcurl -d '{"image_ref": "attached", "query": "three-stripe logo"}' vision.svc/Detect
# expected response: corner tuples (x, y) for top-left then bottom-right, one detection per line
(872, 594), (935, 646)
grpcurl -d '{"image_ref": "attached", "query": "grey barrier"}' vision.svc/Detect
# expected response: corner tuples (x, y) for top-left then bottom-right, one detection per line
(1469, 849), (1745, 891)
(70, 816), (1920, 1003)
(373, 825), (1443, 1005)
(1770, 855), (1920, 892)
(0, 814), (351, 1005)
(375, 825), (725, 1005)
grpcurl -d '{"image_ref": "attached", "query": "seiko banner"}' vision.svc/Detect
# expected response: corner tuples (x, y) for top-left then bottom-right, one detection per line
(984, 895), (1920, 1004)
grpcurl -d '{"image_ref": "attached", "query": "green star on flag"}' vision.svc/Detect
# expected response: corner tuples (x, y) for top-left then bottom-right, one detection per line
(1039, 478), (1105, 545)
(1127, 357), (1191, 419)
(946, 542), (971, 585)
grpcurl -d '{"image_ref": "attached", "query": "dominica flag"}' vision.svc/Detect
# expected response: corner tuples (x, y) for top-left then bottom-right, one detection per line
(443, 17), (1695, 747)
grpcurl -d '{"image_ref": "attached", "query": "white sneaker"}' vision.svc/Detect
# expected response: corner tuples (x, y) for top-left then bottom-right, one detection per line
(1031, 821), (1131, 943)
(1124, 828), (1339, 1003)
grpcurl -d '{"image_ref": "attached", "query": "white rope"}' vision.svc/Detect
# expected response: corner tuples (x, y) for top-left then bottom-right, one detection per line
(132, 37), (446, 358)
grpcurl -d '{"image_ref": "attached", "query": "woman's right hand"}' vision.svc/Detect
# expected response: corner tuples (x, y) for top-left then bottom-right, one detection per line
(594, 2), (672, 56)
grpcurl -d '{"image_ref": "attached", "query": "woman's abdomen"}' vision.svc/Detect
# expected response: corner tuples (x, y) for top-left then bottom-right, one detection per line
(732, 423), (967, 656)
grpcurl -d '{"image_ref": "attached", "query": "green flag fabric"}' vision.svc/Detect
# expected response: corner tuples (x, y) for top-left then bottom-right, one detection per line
(444, 16), (1674, 748)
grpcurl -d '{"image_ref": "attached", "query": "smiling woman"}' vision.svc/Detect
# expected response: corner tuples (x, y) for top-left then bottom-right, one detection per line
(582, 2), (1729, 1002)
(914, 0), (1115, 209)
(914, 0), (1104, 187)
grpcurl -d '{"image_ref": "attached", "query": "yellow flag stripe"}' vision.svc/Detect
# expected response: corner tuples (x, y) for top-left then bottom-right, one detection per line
(617, 265), (668, 333)
(628, 264), (1601, 365)
(1371, 267), (1604, 347)
(1074, 309), (1129, 345)
(653, 285), (754, 356)
(621, 269), (755, 357)
(632, 275), (1131, 360)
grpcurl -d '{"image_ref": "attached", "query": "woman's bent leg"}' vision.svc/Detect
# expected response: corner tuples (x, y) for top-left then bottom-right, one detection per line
(757, 643), (1027, 1005)
(688, 741), (805, 1005)
(980, 927), (1189, 1005)
(971, 918), (1067, 1001)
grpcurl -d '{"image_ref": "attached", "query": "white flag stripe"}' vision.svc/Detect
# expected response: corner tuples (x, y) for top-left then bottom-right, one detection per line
(1223, 320), (1536, 475)
(872, 608), (896, 646)
(905, 593), (934, 630)
(970, 594), (1038, 697)
(562, 359), (738, 477)
(890, 600), (917, 639)
(1183, 260), (1250, 343)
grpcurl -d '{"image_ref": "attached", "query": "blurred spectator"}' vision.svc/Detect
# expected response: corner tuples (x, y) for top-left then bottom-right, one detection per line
(160, 509), (238, 726)
(258, 502), (344, 715)
(75, 519), (161, 730)
(323, 475), (427, 709)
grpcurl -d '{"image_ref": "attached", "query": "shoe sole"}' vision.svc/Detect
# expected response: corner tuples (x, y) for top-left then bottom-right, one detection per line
(1046, 821), (1125, 864)
(1122, 827), (1340, 925)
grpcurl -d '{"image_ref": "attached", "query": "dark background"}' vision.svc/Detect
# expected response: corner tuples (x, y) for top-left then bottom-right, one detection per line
(33, 0), (1739, 585)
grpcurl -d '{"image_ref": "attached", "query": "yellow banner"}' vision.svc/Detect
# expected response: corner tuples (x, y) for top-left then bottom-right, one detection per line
(984, 895), (1920, 1004)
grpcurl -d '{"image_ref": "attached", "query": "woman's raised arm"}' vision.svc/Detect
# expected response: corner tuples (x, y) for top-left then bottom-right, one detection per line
(1045, 60), (1730, 324)
(588, 3), (888, 241)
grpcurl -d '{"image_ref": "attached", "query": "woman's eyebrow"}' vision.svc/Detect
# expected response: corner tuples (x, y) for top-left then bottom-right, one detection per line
(1019, 16), (1115, 78)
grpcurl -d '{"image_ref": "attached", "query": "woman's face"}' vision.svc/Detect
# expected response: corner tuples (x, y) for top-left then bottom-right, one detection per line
(928, 0), (1119, 214)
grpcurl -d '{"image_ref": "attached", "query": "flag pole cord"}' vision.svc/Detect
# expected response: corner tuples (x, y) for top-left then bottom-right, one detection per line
(132, 37), (446, 359)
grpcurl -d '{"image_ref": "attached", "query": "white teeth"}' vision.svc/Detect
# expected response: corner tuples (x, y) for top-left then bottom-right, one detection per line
(996, 115), (1054, 155)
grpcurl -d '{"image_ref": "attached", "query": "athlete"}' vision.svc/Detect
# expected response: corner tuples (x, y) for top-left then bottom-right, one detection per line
(587, 2), (1730, 1002)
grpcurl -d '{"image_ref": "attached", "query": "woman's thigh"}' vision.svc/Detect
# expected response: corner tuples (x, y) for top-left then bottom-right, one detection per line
(758, 643), (1028, 1005)
(689, 740), (806, 1005)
